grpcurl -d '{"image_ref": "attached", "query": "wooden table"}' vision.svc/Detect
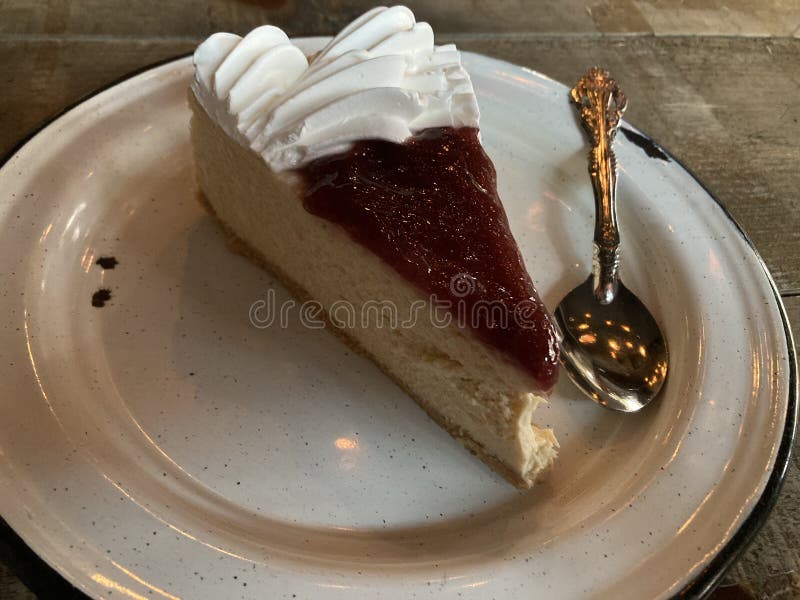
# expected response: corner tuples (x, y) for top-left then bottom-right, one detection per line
(1, 2), (798, 598)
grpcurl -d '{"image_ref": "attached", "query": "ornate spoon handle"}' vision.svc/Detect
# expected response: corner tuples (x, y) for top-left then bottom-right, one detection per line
(570, 67), (627, 305)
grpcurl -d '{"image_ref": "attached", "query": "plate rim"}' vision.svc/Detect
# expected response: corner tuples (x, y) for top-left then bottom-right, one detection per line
(0, 51), (796, 600)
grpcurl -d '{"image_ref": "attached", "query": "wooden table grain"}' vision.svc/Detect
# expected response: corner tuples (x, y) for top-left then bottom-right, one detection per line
(1, 1), (798, 598)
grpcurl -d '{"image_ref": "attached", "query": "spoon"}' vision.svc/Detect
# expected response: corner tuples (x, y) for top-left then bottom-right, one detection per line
(554, 67), (668, 412)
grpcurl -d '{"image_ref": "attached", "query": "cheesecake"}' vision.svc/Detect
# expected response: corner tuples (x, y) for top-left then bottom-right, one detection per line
(189, 6), (560, 488)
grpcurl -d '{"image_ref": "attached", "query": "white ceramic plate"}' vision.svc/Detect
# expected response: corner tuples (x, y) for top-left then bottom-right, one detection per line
(0, 40), (796, 600)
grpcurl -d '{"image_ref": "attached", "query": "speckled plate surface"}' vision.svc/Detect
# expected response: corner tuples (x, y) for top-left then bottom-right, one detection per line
(0, 41), (796, 600)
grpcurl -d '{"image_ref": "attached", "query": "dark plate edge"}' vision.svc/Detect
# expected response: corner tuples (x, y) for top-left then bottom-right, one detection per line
(650, 131), (799, 599)
(0, 56), (796, 600)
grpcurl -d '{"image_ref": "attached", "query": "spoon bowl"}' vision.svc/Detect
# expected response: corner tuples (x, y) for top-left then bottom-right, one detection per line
(555, 275), (668, 411)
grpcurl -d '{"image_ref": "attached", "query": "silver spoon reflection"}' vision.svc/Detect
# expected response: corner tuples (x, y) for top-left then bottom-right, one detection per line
(554, 67), (668, 412)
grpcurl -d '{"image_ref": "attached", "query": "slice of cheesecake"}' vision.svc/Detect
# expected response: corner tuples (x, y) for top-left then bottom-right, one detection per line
(189, 5), (560, 488)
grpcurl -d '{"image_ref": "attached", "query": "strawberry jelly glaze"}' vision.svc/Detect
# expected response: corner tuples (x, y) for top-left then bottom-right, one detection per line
(300, 127), (559, 392)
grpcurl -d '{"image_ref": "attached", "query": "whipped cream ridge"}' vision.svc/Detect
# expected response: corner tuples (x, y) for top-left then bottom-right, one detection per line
(191, 5), (480, 171)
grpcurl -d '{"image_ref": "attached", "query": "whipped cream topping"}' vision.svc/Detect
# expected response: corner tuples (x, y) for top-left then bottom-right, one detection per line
(191, 6), (480, 171)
